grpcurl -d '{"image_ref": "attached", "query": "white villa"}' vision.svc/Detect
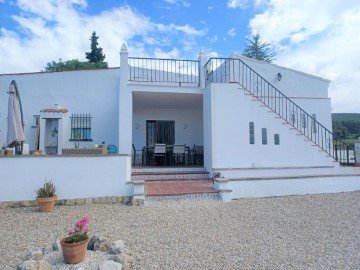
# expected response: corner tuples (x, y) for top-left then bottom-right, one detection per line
(0, 44), (359, 204)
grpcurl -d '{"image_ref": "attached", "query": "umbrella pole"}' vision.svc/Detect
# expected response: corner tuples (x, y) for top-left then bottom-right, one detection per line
(11, 80), (24, 155)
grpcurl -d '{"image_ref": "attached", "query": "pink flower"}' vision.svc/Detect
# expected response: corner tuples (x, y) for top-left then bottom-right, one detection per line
(83, 228), (89, 233)
(82, 217), (90, 222)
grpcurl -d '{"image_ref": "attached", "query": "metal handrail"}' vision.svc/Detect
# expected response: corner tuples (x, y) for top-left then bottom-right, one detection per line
(128, 57), (199, 85)
(204, 57), (353, 165)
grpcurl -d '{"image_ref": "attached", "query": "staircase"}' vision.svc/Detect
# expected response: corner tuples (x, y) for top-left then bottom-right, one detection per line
(205, 57), (353, 165)
(131, 167), (220, 201)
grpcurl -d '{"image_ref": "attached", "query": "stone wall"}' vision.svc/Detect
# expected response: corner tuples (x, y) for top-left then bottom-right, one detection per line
(0, 196), (144, 208)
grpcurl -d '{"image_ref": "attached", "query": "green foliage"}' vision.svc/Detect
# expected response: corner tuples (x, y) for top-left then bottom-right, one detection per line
(44, 59), (108, 71)
(85, 31), (106, 63)
(242, 32), (276, 63)
(333, 121), (349, 139)
(44, 31), (107, 71)
(332, 113), (360, 122)
(332, 113), (360, 151)
(64, 217), (90, 244)
(36, 179), (56, 198)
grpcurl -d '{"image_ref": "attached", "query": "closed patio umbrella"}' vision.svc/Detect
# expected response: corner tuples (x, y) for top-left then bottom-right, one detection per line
(7, 80), (25, 154)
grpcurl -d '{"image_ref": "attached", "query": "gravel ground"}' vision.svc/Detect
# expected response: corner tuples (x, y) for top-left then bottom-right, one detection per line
(1, 191), (360, 270)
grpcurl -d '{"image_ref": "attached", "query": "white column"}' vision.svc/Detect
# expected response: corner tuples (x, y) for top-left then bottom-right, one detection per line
(118, 43), (132, 155)
(198, 48), (207, 89)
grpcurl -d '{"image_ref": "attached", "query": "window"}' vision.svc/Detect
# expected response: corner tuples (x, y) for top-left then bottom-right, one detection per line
(274, 134), (280, 145)
(146, 120), (175, 146)
(311, 114), (317, 133)
(262, 128), (267, 145)
(70, 114), (92, 141)
(32, 115), (40, 128)
(249, 122), (255, 144)
(301, 114), (306, 128)
(290, 111), (296, 126)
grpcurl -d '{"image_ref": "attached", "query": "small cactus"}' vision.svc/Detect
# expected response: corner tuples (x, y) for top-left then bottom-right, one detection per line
(36, 179), (57, 198)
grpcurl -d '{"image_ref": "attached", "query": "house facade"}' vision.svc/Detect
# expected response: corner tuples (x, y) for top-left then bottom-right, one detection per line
(0, 44), (359, 203)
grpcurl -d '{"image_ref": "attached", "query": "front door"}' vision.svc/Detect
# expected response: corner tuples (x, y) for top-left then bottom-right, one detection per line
(146, 120), (175, 146)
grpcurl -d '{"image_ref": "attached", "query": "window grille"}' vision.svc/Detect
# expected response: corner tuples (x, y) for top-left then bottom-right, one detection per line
(262, 128), (267, 145)
(249, 122), (255, 144)
(70, 114), (92, 141)
(274, 134), (280, 145)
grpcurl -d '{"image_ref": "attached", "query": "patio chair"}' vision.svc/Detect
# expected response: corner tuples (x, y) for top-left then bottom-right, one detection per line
(151, 144), (167, 166)
(191, 145), (204, 165)
(132, 144), (142, 166)
(172, 144), (186, 165)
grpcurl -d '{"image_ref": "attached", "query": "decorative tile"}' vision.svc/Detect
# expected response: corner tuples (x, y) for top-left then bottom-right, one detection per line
(146, 193), (220, 201)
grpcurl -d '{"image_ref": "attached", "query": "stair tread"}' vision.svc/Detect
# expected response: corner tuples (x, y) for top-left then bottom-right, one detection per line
(143, 178), (213, 182)
(145, 181), (218, 196)
(132, 171), (209, 176)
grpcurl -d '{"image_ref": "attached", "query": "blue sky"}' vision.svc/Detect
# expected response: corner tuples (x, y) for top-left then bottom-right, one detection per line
(0, 0), (359, 112)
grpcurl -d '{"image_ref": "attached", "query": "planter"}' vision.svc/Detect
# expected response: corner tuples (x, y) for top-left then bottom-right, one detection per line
(36, 195), (57, 212)
(60, 237), (90, 264)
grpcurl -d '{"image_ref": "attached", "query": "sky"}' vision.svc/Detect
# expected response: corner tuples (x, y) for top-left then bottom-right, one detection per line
(0, 0), (359, 113)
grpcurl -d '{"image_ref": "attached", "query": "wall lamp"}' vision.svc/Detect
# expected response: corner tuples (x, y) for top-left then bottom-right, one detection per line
(277, 72), (283, 81)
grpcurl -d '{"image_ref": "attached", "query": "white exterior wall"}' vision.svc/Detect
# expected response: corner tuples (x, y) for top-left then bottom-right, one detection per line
(0, 68), (120, 151)
(234, 55), (333, 130)
(230, 175), (360, 198)
(207, 83), (335, 169)
(132, 108), (203, 149)
(203, 87), (213, 170)
(0, 155), (132, 202)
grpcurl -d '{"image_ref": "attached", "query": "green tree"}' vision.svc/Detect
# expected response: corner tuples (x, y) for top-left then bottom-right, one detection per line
(44, 59), (108, 72)
(85, 31), (106, 63)
(242, 32), (276, 63)
(333, 121), (349, 139)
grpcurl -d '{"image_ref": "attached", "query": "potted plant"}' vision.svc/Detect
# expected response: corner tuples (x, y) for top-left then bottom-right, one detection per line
(60, 217), (90, 264)
(35, 179), (57, 212)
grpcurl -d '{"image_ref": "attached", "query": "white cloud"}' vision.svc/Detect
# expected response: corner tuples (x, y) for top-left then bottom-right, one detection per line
(167, 24), (205, 36)
(0, 0), (205, 73)
(227, 0), (248, 9)
(163, 0), (190, 7)
(247, 0), (360, 112)
(227, 27), (236, 37)
(154, 48), (179, 59)
(209, 35), (217, 43)
(208, 51), (219, 58)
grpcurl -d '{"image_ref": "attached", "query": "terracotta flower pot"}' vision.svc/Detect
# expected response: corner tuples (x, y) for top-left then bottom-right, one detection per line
(60, 236), (90, 264)
(36, 195), (57, 212)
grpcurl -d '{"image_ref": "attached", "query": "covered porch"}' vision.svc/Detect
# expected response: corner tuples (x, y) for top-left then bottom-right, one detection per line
(132, 91), (204, 166)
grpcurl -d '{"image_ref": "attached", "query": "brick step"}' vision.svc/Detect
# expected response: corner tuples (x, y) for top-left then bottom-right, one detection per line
(144, 178), (213, 182)
(132, 170), (209, 176)
(145, 181), (218, 197)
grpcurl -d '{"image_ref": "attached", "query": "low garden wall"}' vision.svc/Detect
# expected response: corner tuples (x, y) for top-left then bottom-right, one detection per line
(0, 155), (132, 202)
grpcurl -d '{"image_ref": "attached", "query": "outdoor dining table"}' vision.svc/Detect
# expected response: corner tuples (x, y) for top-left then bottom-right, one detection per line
(142, 145), (191, 166)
